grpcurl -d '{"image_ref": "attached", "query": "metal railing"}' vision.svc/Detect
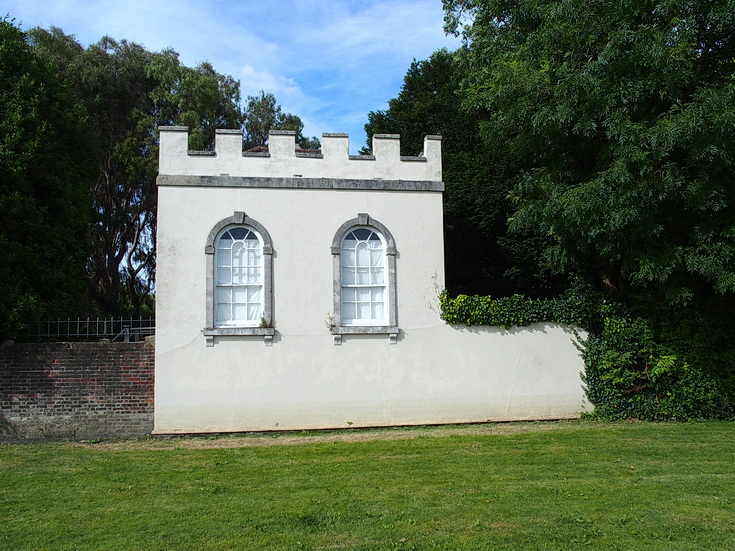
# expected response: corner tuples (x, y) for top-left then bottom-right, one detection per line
(22, 316), (155, 342)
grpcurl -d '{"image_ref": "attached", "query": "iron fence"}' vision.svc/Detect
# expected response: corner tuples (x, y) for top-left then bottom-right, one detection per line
(22, 316), (155, 342)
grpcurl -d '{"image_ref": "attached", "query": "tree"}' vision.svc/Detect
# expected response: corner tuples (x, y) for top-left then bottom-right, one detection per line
(29, 28), (244, 316)
(0, 19), (95, 336)
(23, 25), (325, 319)
(443, 0), (735, 305)
(364, 49), (565, 296)
(243, 91), (320, 150)
(148, 53), (244, 150)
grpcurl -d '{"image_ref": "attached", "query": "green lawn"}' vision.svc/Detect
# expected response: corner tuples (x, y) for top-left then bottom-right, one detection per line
(1, 421), (734, 550)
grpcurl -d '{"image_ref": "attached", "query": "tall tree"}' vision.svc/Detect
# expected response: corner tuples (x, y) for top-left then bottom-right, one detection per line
(0, 19), (95, 337)
(243, 91), (320, 150)
(147, 52), (244, 150)
(443, 0), (735, 304)
(29, 28), (244, 316)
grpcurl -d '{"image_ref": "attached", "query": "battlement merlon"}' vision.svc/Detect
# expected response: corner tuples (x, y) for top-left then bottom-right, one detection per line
(157, 127), (442, 185)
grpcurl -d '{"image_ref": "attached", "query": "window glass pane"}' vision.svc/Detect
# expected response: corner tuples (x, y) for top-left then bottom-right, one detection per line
(247, 248), (261, 266)
(355, 267), (370, 284)
(342, 303), (356, 321)
(219, 232), (234, 244)
(247, 267), (261, 284)
(372, 302), (384, 320)
(232, 242), (245, 266)
(233, 304), (247, 321)
(229, 227), (248, 240)
(247, 303), (261, 320)
(247, 285), (262, 302)
(357, 302), (371, 319)
(352, 228), (372, 240)
(342, 249), (356, 266)
(370, 249), (383, 266)
(372, 287), (384, 302)
(217, 303), (231, 323)
(216, 248), (230, 267)
(229, 268), (243, 284)
(217, 267), (231, 285)
(371, 267), (384, 285)
(357, 288), (371, 302)
(342, 267), (355, 285)
(216, 287), (232, 303)
(232, 286), (248, 303)
(356, 243), (370, 266)
(342, 288), (356, 301)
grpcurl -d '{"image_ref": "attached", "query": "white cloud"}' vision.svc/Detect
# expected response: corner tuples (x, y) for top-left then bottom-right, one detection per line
(239, 64), (301, 99)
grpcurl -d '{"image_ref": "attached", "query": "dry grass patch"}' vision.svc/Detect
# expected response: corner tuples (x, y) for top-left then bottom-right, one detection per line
(80, 419), (592, 450)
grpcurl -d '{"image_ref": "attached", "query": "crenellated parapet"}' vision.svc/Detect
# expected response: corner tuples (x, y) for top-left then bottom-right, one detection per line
(157, 127), (442, 188)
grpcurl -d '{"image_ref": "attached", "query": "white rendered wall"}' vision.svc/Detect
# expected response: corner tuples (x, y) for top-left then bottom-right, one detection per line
(154, 129), (586, 433)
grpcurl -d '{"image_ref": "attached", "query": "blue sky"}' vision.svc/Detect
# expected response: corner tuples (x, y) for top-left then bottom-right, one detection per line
(6, 0), (460, 153)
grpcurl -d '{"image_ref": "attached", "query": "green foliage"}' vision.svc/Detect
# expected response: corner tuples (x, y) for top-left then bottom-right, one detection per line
(440, 288), (735, 420)
(0, 19), (95, 337)
(582, 313), (733, 421)
(444, 0), (735, 304)
(20, 25), (319, 319)
(439, 289), (582, 328)
(28, 27), (245, 316)
(147, 52), (244, 151)
(243, 90), (320, 150)
(19, 25), (318, 319)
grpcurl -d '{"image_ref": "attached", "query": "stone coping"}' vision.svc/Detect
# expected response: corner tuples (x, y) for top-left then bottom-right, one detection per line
(157, 175), (444, 192)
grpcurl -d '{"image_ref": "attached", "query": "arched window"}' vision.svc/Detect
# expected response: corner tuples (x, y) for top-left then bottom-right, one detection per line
(215, 226), (263, 326)
(204, 212), (274, 346)
(331, 213), (398, 344)
(340, 227), (387, 325)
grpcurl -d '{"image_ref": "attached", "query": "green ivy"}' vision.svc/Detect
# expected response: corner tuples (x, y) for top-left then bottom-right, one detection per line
(438, 286), (610, 329)
(439, 288), (735, 421)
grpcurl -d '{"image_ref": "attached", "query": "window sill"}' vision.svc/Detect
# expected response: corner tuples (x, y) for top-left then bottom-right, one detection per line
(331, 325), (399, 345)
(203, 327), (275, 347)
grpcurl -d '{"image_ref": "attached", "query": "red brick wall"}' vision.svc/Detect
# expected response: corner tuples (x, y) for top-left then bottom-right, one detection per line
(0, 340), (154, 441)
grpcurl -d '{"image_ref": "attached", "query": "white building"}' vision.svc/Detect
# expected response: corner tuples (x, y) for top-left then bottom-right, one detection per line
(154, 128), (586, 433)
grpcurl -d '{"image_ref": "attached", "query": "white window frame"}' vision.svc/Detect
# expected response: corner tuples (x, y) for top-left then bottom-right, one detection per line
(331, 213), (398, 344)
(214, 226), (264, 328)
(339, 227), (388, 326)
(203, 212), (274, 347)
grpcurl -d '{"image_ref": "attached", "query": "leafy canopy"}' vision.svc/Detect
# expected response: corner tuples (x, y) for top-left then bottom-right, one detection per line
(444, 0), (735, 304)
(28, 27), (246, 316)
(24, 24), (321, 319)
(0, 19), (96, 337)
(243, 90), (320, 151)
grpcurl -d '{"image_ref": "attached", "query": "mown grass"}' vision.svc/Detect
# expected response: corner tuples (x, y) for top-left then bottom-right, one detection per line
(1, 421), (734, 550)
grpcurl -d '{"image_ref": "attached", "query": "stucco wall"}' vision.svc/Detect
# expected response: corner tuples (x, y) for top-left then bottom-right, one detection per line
(154, 129), (587, 433)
